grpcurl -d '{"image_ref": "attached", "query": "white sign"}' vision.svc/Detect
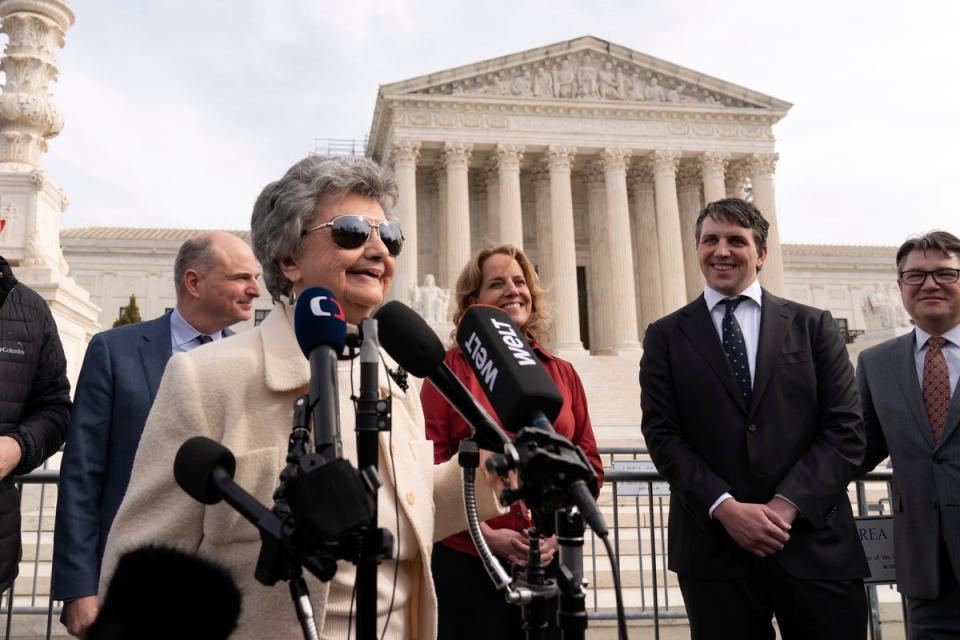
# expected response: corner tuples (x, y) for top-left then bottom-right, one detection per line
(856, 515), (896, 584)
(611, 460), (670, 497)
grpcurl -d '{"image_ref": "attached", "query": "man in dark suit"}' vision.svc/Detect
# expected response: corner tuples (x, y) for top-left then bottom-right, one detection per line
(640, 198), (868, 639)
(859, 231), (960, 638)
(52, 231), (261, 638)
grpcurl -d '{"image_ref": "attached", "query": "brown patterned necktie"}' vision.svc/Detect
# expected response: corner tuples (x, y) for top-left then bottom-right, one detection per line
(923, 336), (950, 443)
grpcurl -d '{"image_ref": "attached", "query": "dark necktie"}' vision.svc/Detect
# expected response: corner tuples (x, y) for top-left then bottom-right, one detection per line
(196, 334), (214, 345)
(923, 336), (950, 443)
(721, 296), (752, 402)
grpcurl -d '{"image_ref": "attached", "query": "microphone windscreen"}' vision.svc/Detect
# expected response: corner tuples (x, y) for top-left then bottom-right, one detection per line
(174, 436), (236, 505)
(87, 545), (242, 640)
(374, 301), (445, 378)
(455, 305), (563, 431)
(294, 287), (347, 358)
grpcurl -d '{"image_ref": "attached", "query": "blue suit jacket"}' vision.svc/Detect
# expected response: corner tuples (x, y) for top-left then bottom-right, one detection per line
(52, 313), (233, 601)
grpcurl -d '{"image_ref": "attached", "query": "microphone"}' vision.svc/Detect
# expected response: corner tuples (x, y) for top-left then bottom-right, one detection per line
(455, 305), (607, 537)
(294, 287), (347, 465)
(174, 436), (287, 541)
(87, 545), (241, 640)
(455, 304), (563, 432)
(374, 301), (511, 454)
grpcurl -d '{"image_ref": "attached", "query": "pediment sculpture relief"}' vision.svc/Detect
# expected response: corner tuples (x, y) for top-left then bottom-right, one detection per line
(419, 52), (754, 108)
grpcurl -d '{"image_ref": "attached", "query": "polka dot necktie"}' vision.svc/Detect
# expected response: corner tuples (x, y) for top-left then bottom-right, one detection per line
(721, 296), (752, 403)
(923, 336), (950, 444)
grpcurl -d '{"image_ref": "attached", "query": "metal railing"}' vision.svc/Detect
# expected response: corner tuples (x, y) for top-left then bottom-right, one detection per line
(312, 137), (368, 157)
(1, 451), (903, 639)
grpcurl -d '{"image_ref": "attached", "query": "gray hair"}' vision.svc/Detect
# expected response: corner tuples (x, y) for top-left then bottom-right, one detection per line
(250, 155), (399, 302)
(173, 234), (217, 296)
(895, 230), (960, 271)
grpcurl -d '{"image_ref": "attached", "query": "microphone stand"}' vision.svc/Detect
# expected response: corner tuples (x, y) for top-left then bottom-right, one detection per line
(458, 440), (585, 640)
(354, 318), (393, 640)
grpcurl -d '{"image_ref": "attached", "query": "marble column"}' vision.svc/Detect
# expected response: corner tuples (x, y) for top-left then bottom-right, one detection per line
(677, 161), (703, 302)
(725, 161), (749, 199)
(495, 143), (524, 248)
(546, 146), (583, 351)
(746, 153), (785, 295)
(0, 0), (99, 387)
(432, 167), (448, 287)
(389, 139), (420, 304)
(532, 160), (553, 309)
(700, 151), (729, 205)
(585, 162), (613, 352)
(483, 165), (499, 244)
(629, 159), (663, 329)
(442, 141), (472, 290)
(651, 149), (687, 313)
(601, 147), (640, 350)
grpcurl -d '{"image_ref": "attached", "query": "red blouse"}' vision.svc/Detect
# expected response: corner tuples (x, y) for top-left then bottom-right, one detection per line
(421, 343), (605, 557)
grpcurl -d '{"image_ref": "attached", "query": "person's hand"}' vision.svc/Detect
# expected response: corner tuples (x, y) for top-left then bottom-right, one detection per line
(63, 596), (99, 639)
(713, 499), (791, 557)
(478, 449), (518, 499)
(766, 496), (800, 527)
(481, 523), (530, 566)
(0, 436), (22, 479)
(521, 531), (558, 566)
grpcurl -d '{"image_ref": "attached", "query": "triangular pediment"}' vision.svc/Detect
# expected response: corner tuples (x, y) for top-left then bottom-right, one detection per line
(379, 36), (790, 111)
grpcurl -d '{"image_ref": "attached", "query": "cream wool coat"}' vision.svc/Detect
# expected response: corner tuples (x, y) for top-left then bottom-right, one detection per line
(99, 302), (501, 639)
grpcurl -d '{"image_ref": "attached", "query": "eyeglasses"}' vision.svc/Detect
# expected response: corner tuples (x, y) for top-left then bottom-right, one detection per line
(898, 268), (960, 285)
(302, 215), (404, 256)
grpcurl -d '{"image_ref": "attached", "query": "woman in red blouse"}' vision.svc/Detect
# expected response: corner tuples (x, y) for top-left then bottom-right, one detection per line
(423, 244), (604, 640)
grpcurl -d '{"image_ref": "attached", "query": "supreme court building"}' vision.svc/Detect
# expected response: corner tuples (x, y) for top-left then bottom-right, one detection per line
(366, 36), (792, 354)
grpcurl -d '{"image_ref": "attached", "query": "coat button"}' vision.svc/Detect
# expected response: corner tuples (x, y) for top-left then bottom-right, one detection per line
(406, 491), (416, 505)
(933, 455), (943, 464)
(747, 424), (757, 432)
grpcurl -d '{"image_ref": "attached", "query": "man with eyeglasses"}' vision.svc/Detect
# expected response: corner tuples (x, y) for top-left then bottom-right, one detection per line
(859, 230), (960, 638)
(52, 231), (261, 638)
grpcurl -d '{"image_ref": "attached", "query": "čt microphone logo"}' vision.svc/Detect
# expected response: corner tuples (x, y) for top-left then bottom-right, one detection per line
(310, 296), (346, 322)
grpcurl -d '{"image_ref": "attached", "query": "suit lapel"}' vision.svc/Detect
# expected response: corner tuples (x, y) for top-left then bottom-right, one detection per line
(750, 291), (796, 415)
(890, 330), (937, 449)
(139, 313), (174, 402)
(677, 296), (748, 412)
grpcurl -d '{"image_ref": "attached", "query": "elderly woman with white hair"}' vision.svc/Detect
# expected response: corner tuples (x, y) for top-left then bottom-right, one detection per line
(99, 155), (503, 639)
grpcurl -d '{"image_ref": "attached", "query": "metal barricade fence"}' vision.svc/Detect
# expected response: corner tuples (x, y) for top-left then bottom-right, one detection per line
(1, 451), (902, 639)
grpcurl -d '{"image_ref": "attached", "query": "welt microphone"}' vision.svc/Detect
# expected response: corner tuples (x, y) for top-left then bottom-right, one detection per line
(455, 304), (608, 536)
(455, 304), (563, 432)
(294, 286), (347, 465)
(373, 300), (511, 454)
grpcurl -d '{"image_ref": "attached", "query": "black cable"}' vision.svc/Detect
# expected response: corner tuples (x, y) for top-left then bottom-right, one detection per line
(600, 534), (629, 640)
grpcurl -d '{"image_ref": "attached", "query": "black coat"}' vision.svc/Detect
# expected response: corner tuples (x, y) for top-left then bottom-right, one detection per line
(0, 257), (71, 590)
(639, 290), (868, 580)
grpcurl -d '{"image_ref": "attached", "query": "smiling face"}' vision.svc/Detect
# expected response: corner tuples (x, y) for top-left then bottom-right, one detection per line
(898, 249), (960, 335)
(189, 232), (261, 331)
(470, 253), (532, 328)
(697, 215), (767, 297)
(280, 192), (395, 324)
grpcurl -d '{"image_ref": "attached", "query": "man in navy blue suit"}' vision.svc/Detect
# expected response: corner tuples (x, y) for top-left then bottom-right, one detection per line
(52, 231), (261, 638)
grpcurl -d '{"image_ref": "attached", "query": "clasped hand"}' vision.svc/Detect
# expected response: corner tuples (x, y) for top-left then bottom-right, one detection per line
(713, 496), (798, 557)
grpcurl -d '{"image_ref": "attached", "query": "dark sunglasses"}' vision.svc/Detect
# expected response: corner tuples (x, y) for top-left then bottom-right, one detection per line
(301, 215), (404, 256)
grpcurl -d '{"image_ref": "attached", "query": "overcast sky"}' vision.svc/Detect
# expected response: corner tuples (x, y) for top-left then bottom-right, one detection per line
(40, 0), (959, 246)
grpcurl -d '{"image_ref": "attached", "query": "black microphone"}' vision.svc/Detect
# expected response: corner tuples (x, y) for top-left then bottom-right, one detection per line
(294, 287), (347, 465)
(174, 436), (287, 541)
(455, 304), (563, 432)
(455, 305), (607, 537)
(373, 301), (511, 454)
(87, 545), (241, 640)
